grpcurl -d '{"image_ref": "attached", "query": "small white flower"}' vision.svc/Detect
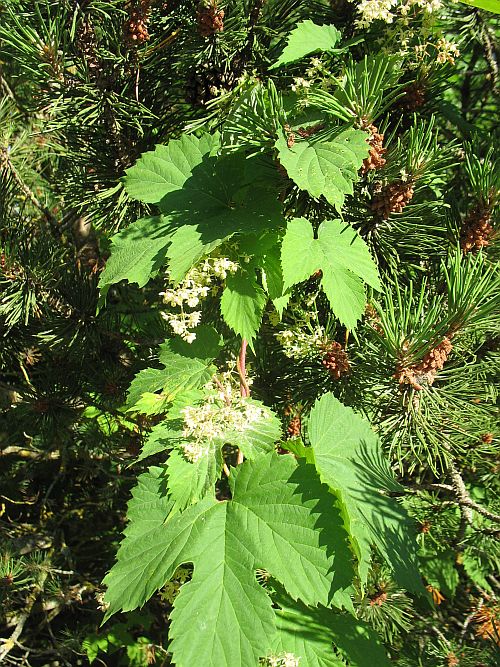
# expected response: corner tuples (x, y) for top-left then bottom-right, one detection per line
(188, 311), (202, 327)
(181, 440), (211, 463)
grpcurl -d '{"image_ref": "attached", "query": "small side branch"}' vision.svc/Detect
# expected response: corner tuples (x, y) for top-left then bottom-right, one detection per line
(235, 338), (251, 466)
(0, 551), (52, 661)
(233, 0), (266, 76)
(0, 147), (59, 236)
(411, 470), (500, 525)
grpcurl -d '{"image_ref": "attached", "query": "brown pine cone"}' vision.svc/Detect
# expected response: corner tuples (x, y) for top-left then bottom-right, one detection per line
(297, 123), (325, 138)
(473, 603), (500, 645)
(287, 416), (301, 438)
(124, 1), (151, 46)
(321, 342), (350, 380)
(76, 18), (100, 73)
(361, 124), (387, 174)
(369, 590), (388, 607)
(186, 65), (236, 106)
(396, 337), (452, 390)
(399, 81), (426, 111)
(372, 180), (414, 219)
(460, 204), (495, 254)
(197, 1), (224, 37)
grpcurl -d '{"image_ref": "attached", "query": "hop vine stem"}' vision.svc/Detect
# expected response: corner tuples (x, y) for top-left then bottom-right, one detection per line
(236, 338), (250, 465)
(237, 338), (250, 399)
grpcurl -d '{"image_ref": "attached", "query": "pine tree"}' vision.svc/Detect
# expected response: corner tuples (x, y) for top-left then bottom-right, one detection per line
(0, 1), (499, 666)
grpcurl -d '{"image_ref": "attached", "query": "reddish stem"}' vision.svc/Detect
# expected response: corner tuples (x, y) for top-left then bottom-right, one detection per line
(235, 338), (250, 466)
(237, 338), (250, 398)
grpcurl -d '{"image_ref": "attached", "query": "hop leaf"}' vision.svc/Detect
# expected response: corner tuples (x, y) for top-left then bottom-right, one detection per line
(123, 133), (220, 204)
(127, 326), (222, 409)
(103, 453), (354, 667)
(220, 270), (268, 344)
(307, 393), (423, 592)
(281, 218), (380, 329)
(98, 216), (173, 293)
(270, 20), (342, 69)
(276, 129), (369, 211)
(273, 593), (391, 667)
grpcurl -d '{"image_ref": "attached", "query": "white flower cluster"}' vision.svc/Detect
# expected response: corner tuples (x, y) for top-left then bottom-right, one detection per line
(179, 376), (267, 463)
(400, 0), (442, 13)
(435, 38), (460, 64)
(291, 57), (329, 93)
(160, 257), (238, 343)
(355, 0), (398, 27)
(354, 0), (442, 28)
(261, 653), (300, 667)
(179, 439), (211, 463)
(291, 77), (312, 92)
(275, 327), (327, 360)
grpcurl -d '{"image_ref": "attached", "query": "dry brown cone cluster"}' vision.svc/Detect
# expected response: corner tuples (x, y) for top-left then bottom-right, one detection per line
(399, 80), (427, 111)
(361, 124), (387, 175)
(321, 341), (350, 380)
(369, 590), (388, 607)
(284, 124), (295, 148)
(365, 302), (384, 335)
(473, 603), (500, 645)
(396, 337), (453, 390)
(372, 180), (415, 219)
(197, 1), (224, 37)
(76, 18), (100, 73)
(446, 652), (460, 667)
(186, 65), (236, 106)
(420, 520), (431, 533)
(460, 203), (495, 254)
(287, 416), (301, 438)
(124, 1), (152, 46)
(23, 347), (42, 367)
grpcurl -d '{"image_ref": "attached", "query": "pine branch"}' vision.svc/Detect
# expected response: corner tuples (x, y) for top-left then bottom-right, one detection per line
(0, 146), (59, 236)
(0, 549), (53, 662)
(233, 0), (266, 76)
(410, 476), (500, 524)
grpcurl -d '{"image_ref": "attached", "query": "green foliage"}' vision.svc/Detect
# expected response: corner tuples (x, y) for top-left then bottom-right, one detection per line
(123, 134), (221, 205)
(1, 2), (499, 667)
(127, 326), (221, 409)
(83, 612), (155, 665)
(105, 453), (357, 666)
(98, 216), (173, 293)
(276, 129), (370, 211)
(458, 0), (500, 12)
(308, 55), (403, 123)
(307, 394), (422, 592)
(281, 218), (381, 329)
(221, 270), (268, 343)
(270, 20), (342, 69)
(273, 595), (391, 666)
